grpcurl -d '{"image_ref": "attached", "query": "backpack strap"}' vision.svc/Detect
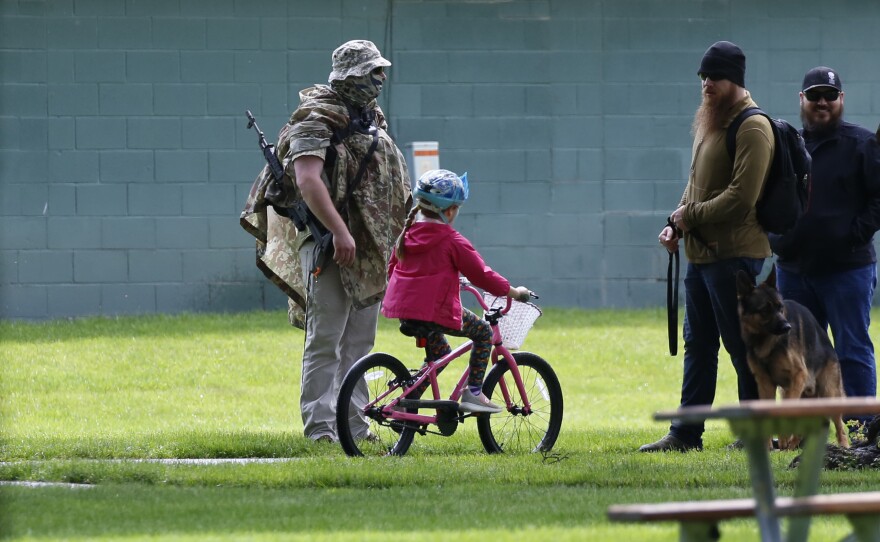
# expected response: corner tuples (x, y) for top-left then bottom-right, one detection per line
(321, 102), (379, 198)
(725, 107), (764, 160)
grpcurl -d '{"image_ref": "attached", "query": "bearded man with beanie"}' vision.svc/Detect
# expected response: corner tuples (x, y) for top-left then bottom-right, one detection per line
(241, 40), (411, 443)
(770, 67), (880, 425)
(640, 41), (774, 452)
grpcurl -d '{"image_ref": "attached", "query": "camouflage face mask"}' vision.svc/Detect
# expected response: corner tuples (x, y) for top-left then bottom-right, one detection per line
(331, 71), (383, 106)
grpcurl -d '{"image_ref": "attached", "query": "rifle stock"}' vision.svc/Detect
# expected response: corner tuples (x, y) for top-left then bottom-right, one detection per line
(291, 201), (334, 276)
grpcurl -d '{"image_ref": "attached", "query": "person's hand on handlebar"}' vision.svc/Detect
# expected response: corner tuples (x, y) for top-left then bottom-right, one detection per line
(509, 286), (532, 302)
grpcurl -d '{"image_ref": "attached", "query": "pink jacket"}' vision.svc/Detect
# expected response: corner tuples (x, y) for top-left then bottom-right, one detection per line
(381, 222), (510, 330)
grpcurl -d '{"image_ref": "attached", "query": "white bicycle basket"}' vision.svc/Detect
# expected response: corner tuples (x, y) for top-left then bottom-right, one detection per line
(482, 293), (542, 350)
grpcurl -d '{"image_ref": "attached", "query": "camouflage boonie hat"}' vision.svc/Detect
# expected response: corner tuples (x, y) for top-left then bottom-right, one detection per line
(328, 40), (391, 83)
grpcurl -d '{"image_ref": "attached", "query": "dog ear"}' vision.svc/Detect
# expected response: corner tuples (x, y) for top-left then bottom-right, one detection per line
(735, 269), (754, 297)
(764, 266), (777, 289)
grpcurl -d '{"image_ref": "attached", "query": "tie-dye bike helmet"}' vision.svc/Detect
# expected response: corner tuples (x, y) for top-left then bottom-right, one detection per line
(414, 169), (469, 216)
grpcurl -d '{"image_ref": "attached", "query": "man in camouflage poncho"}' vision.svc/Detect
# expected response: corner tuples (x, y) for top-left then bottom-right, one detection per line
(240, 40), (411, 443)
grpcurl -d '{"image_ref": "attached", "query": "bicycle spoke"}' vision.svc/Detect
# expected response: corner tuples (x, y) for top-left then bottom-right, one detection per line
(477, 352), (563, 454)
(337, 353), (417, 457)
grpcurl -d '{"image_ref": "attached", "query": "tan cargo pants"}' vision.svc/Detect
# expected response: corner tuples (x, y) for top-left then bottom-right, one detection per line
(299, 241), (378, 441)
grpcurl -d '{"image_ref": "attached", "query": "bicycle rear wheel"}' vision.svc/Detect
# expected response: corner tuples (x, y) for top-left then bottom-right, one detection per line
(477, 352), (563, 454)
(336, 353), (418, 457)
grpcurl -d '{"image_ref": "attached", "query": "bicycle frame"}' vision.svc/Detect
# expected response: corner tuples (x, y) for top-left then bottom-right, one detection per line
(368, 282), (535, 430)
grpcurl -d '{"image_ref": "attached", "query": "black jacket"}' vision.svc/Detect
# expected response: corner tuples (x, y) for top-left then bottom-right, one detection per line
(771, 120), (880, 275)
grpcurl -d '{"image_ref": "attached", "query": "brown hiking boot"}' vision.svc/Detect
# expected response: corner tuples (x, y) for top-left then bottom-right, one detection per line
(638, 434), (701, 453)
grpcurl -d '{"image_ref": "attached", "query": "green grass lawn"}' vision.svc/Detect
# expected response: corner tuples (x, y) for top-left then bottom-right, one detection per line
(2, 308), (878, 541)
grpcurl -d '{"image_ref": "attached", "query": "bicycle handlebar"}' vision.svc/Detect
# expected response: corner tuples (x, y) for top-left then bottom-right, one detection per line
(458, 277), (537, 315)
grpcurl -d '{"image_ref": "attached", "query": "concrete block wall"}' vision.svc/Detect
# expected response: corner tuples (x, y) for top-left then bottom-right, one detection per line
(1, 0), (879, 319)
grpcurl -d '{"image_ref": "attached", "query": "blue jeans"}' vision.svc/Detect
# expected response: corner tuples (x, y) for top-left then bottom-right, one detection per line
(776, 264), (877, 413)
(669, 257), (764, 446)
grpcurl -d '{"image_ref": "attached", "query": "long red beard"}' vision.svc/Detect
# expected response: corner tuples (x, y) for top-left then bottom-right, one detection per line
(691, 91), (737, 138)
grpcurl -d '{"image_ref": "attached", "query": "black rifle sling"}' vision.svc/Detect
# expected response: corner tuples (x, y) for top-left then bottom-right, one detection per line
(346, 127), (378, 200)
(339, 103), (379, 209)
(666, 217), (680, 356)
(667, 248), (679, 356)
(318, 103), (379, 217)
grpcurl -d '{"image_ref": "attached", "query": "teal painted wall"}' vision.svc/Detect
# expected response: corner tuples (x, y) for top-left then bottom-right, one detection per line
(1, 0), (879, 319)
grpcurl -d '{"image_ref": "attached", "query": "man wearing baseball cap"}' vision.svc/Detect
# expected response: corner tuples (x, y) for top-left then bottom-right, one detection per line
(770, 67), (880, 426)
(242, 40), (411, 443)
(642, 41), (774, 452)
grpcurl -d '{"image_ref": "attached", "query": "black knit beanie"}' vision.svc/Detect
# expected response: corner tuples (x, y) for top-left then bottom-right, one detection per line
(698, 41), (746, 87)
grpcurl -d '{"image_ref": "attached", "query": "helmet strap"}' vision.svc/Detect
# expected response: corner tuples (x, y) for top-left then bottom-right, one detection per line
(440, 206), (458, 225)
(416, 203), (454, 224)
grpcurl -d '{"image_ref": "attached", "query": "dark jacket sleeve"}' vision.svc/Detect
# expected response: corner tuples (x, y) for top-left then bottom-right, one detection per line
(850, 134), (880, 246)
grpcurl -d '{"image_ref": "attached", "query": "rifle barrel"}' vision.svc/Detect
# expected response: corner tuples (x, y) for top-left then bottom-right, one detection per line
(245, 110), (257, 130)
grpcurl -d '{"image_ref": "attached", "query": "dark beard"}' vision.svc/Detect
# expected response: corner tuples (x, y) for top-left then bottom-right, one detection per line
(691, 92), (737, 139)
(800, 105), (843, 138)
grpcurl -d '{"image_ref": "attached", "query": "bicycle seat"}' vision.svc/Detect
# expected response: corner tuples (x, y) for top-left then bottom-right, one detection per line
(400, 320), (431, 338)
(399, 320), (429, 348)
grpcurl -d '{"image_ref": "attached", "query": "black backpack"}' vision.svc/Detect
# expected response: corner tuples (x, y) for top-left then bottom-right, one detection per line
(726, 107), (812, 234)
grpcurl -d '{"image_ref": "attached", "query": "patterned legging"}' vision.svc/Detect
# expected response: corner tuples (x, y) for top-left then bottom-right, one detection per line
(401, 308), (493, 392)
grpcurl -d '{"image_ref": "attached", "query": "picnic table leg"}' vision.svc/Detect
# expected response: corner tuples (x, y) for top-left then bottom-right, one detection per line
(786, 421), (830, 542)
(680, 521), (721, 542)
(843, 514), (880, 542)
(742, 436), (783, 542)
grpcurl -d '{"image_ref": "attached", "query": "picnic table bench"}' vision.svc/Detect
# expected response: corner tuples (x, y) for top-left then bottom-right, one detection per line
(608, 397), (880, 541)
(608, 492), (880, 541)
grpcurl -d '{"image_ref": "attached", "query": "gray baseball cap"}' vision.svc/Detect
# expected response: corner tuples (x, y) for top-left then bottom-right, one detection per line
(328, 40), (391, 83)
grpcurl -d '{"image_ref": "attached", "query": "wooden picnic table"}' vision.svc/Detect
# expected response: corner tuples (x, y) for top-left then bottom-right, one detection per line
(655, 397), (880, 542)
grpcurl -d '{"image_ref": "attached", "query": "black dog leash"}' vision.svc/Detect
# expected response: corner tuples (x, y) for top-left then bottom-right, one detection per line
(666, 217), (681, 356)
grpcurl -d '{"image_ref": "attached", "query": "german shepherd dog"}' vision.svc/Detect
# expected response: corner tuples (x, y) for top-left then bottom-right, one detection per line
(736, 268), (849, 450)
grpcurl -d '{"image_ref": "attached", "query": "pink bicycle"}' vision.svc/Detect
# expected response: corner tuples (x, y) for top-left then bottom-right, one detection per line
(336, 279), (563, 457)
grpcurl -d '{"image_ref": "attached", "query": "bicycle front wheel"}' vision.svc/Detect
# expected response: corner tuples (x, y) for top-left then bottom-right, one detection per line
(477, 352), (563, 454)
(336, 353), (417, 457)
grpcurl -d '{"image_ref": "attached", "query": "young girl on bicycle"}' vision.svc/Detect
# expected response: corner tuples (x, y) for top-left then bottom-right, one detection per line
(381, 169), (531, 413)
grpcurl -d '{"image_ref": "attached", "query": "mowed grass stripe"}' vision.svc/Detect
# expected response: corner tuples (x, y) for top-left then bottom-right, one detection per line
(2, 308), (876, 541)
